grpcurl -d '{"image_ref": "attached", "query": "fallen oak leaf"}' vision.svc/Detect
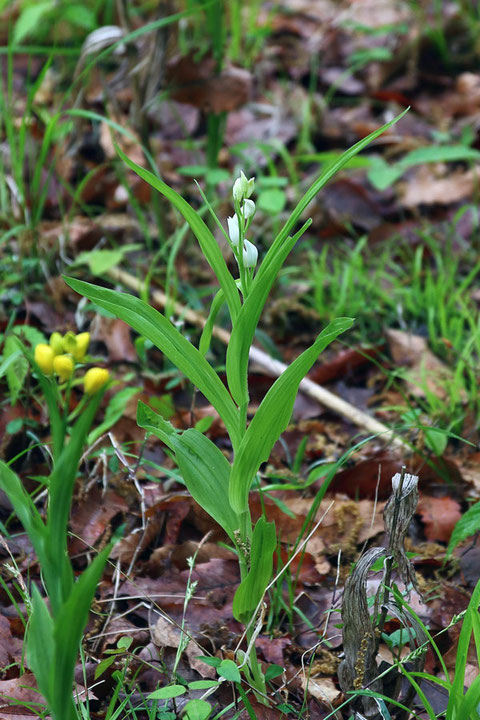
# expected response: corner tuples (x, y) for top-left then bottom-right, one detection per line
(417, 495), (462, 543)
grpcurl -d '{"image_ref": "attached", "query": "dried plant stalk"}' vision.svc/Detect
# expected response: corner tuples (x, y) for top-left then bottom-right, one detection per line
(338, 469), (422, 719)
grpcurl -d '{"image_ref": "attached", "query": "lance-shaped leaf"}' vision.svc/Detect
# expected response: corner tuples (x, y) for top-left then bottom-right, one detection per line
(115, 145), (241, 323)
(229, 318), (353, 514)
(172, 428), (240, 541)
(51, 543), (112, 720)
(0, 461), (46, 561)
(27, 587), (55, 713)
(64, 277), (241, 449)
(233, 517), (276, 623)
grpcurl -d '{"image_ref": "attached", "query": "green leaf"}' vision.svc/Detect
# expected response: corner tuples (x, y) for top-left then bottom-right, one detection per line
(172, 428), (240, 541)
(187, 680), (218, 690)
(13, 1), (53, 43)
(447, 501), (480, 557)
(52, 543), (112, 718)
(45, 391), (105, 613)
(88, 386), (142, 444)
(26, 586), (55, 706)
(148, 685), (187, 699)
(199, 288), (225, 356)
(226, 219), (312, 407)
(184, 699), (213, 720)
(257, 188), (286, 214)
(0, 461), (46, 563)
(196, 656), (221, 668)
(233, 517), (276, 623)
(61, 3), (96, 29)
(424, 427), (448, 456)
(75, 245), (141, 275)
(64, 277), (241, 449)
(217, 659), (241, 683)
(94, 655), (117, 680)
(137, 401), (177, 451)
(114, 146), (241, 323)
(265, 664), (284, 682)
(367, 144), (480, 190)
(12, 325), (47, 348)
(4, 335), (28, 404)
(229, 318), (353, 514)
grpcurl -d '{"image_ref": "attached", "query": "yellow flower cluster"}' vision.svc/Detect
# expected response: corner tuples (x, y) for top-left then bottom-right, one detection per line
(34, 331), (110, 394)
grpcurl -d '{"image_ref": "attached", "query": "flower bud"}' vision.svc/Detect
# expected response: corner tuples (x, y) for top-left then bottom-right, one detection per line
(34, 344), (54, 374)
(73, 332), (90, 361)
(242, 199), (255, 219)
(227, 215), (240, 247)
(62, 331), (77, 356)
(53, 354), (74, 382)
(84, 367), (110, 395)
(49, 332), (64, 356)
(242, 239), (258, 268)
(233, 171), (255, 203)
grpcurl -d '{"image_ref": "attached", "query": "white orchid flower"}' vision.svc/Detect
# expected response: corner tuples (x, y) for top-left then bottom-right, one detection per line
(227, 215), (241, 247)
(242, 239), (258, 268)
(242, 199), (255, 219)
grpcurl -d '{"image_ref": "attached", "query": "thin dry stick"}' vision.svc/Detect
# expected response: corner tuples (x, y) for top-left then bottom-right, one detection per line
(107, 267), (408, 450)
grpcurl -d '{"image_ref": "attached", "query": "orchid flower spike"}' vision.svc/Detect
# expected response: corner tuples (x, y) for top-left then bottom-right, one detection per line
(233, 171), (255, 203)
(242, 239), (258, 268)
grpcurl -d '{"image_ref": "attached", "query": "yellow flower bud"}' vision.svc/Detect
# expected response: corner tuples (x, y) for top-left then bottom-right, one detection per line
(53, 354), (74, 382)
(84, 367), (110, 394)
(73, 332), (90, 361)
(62, 331), (77, 355)
(49, 331), (64, 356)
(34, 344), (54, 374)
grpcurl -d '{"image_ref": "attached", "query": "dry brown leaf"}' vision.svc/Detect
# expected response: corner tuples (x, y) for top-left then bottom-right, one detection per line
(386, 328), (455, 400)
(167, 54), (251, 113)
(399, 166), (479, 207)
(301, 675), (340, 705)
(417, 495), (462, 543)
(152, 615), (215, 678)
(90, 315), (137, 362)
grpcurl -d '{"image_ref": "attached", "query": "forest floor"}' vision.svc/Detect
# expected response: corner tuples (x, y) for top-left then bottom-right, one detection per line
(1, 1), (480, 718)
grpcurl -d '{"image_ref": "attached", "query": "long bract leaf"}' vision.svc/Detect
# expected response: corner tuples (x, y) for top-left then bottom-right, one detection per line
(226, 109), (408, 407)
(114, 145), (241, 323)
(226, 219), (311, 406)
(64, 278), (241, 449)
(229, 318), (353, 513)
